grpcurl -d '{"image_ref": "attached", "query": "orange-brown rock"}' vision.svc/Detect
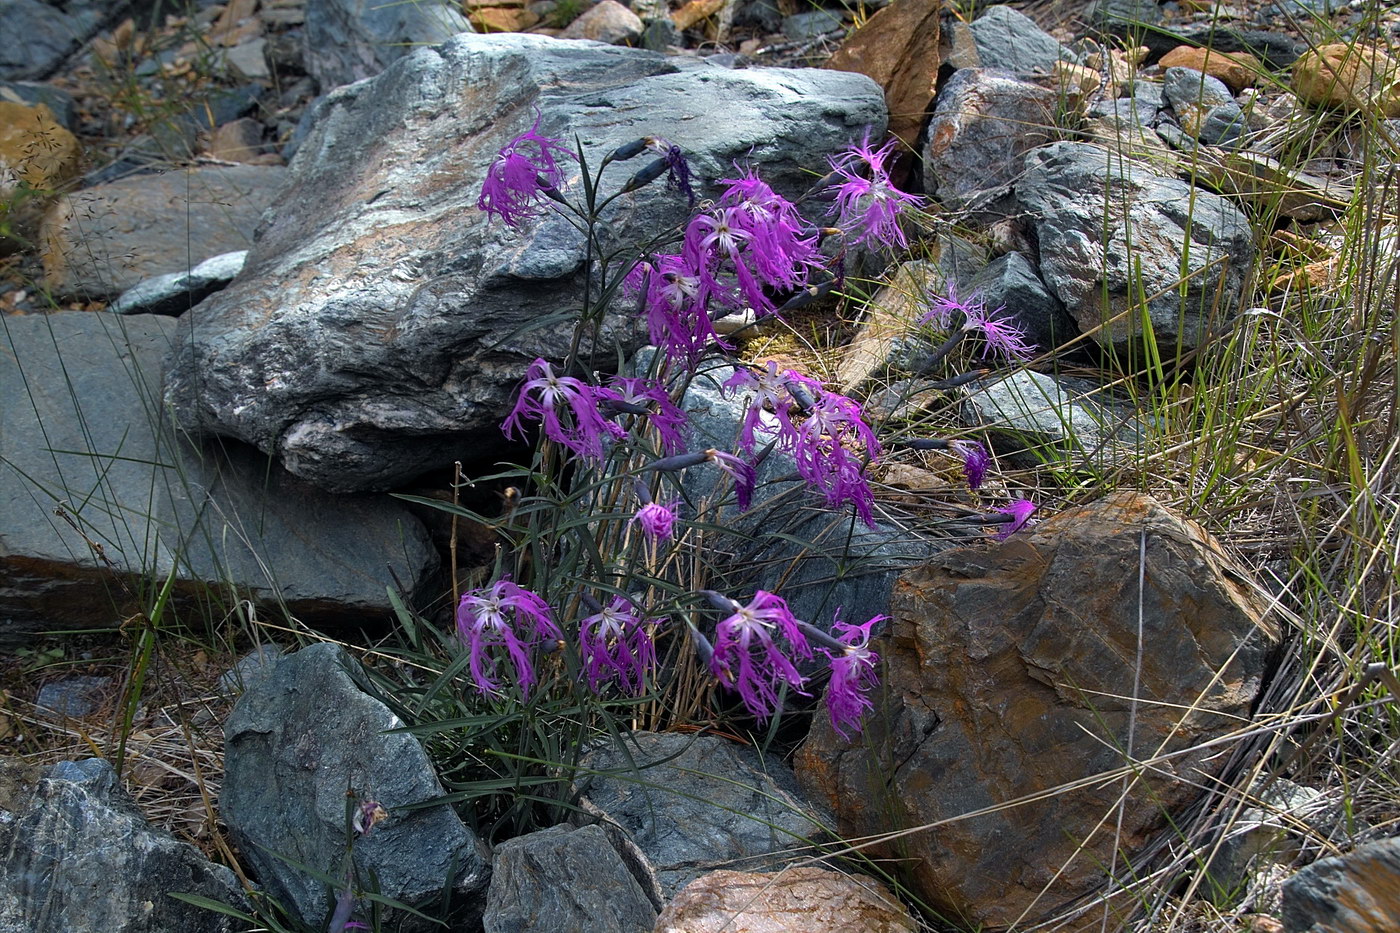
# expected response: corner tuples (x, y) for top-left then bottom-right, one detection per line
(1159, 45), (1261, 91)
(824, 0), (940, 154)
(1292, 42), (1400, 118)
(654, 867), (918, 933)
(0, 101), (80, 249)
(468, 5), (541, 32)
(796, 491), (1278, 932)
(672, 0), (725, 31)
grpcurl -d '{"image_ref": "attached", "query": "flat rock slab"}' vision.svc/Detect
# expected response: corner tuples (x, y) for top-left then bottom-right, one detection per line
(796, 491), (1279, 931)
(222, 643), (489, 926)
(575, 730), (831, 898)
(162, 32), (885, 493)
(0, 757), (249, 933)
(0, 312), (437, 640)
(40, 165), (287, 300)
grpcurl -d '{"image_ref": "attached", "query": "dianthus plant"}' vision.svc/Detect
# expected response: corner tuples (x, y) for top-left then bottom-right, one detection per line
(409, 113), (1041, 838)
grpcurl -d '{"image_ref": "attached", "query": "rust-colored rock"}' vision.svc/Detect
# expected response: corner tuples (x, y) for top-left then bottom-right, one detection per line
(654, 867), (917, 933)
(1159, 45), (1261, 91)
(796, 491), (1278, 931)
(1292, 42), (1400, 118)
(0, 101), (80, 249)
(468, 5), (541, 32)
(672, 0), (725, 32)
(1282, 837), (1400, 933)
(825, 0), (940, 153)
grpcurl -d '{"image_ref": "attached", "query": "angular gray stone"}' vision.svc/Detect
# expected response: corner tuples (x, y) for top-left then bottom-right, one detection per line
(1283, 836), (1400, 933)
(0, 757), (249, 933)
(40, 165), (287, 300)
(965, 251), (1076, 353)
(782, 9), (843, 39)
(163, 33), (886, 493)
(1199, 103), (1246, 147)
(0, 312), (438, 641)
(222, 643), (489, 927)
(483, 824), (660, 933)
(303, 0), (474, 91)
(574, 731), (830, 897)
(1163, 66), (1237, 114)
(923, 68), (1058, 211)
(35, 675), (112, 718)
(968, 5), (1079, 74)
(1014, 142), (1255, 354)
(108, 250), (249, 316)
(0, 0), (108, 80)
(1087, 95), (1159, 126)
(217, 644), (286, 697)
(960, 368), (1153, 468)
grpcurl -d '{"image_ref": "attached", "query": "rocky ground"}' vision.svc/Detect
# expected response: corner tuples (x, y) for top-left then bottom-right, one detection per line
(2, 0), (1400, 931)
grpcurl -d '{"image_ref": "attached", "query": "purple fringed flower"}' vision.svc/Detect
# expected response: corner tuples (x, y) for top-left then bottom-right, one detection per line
(949, 439), (989, 491)
(994, 498), (1038, 539)
(919, 285), (1036, 362)
(646, 136), (695, 206)
(478, 112), (577, 228)
(825, 132), (925, 250)
(918, 281), (977, 329)
(709, 590), (812, 722)
(789, 385), (881, 526)
(822, 611), (886, 739)
(456, 579), (563, 697)
(608, 375), (689, 454)
(723, 361), (798, 455)
(579, 596), (658, 695)
(627, 253), (733, 365)
(706, 448), (755, 512)
(502, 359), (626, 460)
(964, 301), (1036, 362)
(633, 501), (679, 541)
(683, 167), (821, 317)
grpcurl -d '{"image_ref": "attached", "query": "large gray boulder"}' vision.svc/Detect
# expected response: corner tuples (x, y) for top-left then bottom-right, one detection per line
(0, 312), (437, 642)
(304, 0), (474, 92)
(1014, 142), (1256, 355)
(0, 757), (249, 933)
(163, 33), (886, 493)
(221, 643), (490, 927)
